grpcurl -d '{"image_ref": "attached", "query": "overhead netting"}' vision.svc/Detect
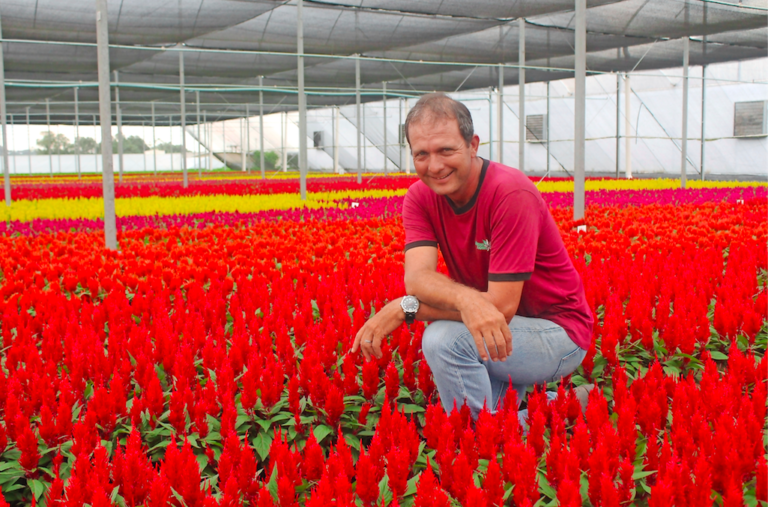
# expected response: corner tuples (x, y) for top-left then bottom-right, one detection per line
(0, 0), (765, 123)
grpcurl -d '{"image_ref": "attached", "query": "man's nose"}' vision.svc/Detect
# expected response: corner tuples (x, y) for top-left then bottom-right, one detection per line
(426, 154), (445, 174)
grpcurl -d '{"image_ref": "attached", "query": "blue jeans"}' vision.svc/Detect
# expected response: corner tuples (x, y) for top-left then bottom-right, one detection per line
(421, 315), (586, 422)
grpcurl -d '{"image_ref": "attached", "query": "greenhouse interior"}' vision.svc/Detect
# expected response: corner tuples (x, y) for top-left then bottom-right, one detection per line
(0, 1), (766, 506)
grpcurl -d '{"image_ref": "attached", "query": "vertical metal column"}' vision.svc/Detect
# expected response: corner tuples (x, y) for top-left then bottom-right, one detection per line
(46, 98), (53, 177)
(9, 115), (14, 174)
(546, 81), (551, 177)
(615, 73), (620, 177)
(179, 48), (188, 187)
(497, 63), (503, 165)
(170, 116), (174, 172)
(383, 82), (388, 175)
(114, 71), (123, 182)
(206, 111), (212, 172)
(518, 18), (526, 172)
(297, 0), (308, 199)
(93, 115), (98, 173)
(334, 106), (340, 174)
(399, 98), (403, 172)
(488, 89), (493, 161)
(151, 102), (157, 174)
(624, 74), (632, 179)
(700, 65), (707, 181)
(282, 112), (287, 172)
(245, 104), (250, 174)
(196, 91), (201, 178)
(362, 101), (367, 172)
(681, 36), (689, 189)
(0, 9), (11, 204)
(404, 98), (411, 174)
(141, 122), (146, 172)
(240, 116), (246, 172)
(26, 107), (31, 174)
(259, 76), (265, 179)
(74, 88), (81, 177)
(355, 55), (362, 183)
(573, 0), (586, 220)
(96, 0), (117, 249)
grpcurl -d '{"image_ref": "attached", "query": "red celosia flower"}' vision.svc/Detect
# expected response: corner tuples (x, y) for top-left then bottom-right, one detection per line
(361, 360), (379, 400)
(302, 432), (325, 482)
(354, 450), (380, 506)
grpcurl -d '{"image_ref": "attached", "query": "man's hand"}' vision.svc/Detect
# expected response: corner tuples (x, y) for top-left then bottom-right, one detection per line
(456, 291), (513, 362)
(351, 298), (405, 361)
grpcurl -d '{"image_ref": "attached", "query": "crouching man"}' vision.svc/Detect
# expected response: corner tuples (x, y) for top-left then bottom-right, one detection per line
(352, 93), (593, 419)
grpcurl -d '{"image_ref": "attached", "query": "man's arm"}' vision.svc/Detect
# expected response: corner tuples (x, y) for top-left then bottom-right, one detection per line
(404, 246), (523, 362)
(350, 247), (524, 362)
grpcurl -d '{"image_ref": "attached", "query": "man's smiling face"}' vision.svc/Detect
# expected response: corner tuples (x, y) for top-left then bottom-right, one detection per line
(408, 115), (480, 207)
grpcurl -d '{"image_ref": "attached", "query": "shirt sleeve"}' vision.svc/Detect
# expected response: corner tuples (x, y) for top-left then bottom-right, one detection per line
(488, 189), (543, 281)
(403, 188), (438, 251)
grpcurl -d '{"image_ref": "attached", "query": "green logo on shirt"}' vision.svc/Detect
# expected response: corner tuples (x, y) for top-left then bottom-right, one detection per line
(475, 239), (491, 251)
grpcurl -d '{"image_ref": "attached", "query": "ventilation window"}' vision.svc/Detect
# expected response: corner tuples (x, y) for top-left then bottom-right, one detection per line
(399, 124), (406, 145)
(525, 114), (547, 143)
(734, 101), (767, 138)
(313, 131), (324, 148)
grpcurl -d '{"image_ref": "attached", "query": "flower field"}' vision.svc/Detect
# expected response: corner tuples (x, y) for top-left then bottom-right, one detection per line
(0, 174), (765, 507)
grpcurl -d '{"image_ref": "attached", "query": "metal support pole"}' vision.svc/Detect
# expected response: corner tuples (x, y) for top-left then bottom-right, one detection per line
(206, 111), (212, 172)
(142, 122), (146, 172)
(518, 18), (525, 171)
(282, 112), (287, 172)
(240, 116), (246, 172)
(488, 89), (493, 161)
(363, 102), (367, 172)
(383, 82), (388, 175)
(9, 115), (14, 174)
(96, 0), (117, 249)
(334, 106), (340, 174)
(404, 98), (411, 174)
(179, 48), (188, 187)
(681, 36), (689, 189)
(196, 90), (201, 178)
(46, 98), (53, 177)
(497, 63), (503, 165)
(74, 88), (81, 177)
(26, 107), (31, 174)
(399, 98), (403, 172)
(297, 0), (308, 199)
(93, 115), (98, 173)
(616, 73), (620, 178)
(114, 71), (123, 181)
(259, 76), (265, 179)
(546, 81), (551, 177)
(151, 102), (157, 174)
(573, 0), (586, 220)
(701, 65), (707, 181)
(624, 74), (632, 179)
(0, 9), (10, 205)
(170, 116), (174, 172)
(355, 55), (362, 183)
(245, 103), (250, 174)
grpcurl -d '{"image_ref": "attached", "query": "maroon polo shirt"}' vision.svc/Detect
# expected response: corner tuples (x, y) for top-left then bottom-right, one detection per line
(403, 158), (593, 350)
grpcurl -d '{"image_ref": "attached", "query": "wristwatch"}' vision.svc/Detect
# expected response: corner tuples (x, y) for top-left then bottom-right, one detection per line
(400, 295), (420, 326)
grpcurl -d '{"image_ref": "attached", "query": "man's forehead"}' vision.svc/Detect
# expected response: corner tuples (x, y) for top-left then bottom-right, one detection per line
(410, 113), (461, 133)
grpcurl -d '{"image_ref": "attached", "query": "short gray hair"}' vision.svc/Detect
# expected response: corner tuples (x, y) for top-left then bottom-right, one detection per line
(405, 92), (474, 147)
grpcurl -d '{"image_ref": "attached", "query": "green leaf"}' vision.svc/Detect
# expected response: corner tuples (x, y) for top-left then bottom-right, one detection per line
(709, 350), (728, 361)
(632, 469), (657, 480)
(253, 432), (274, 462)
(378, 474), (393, 506)
(313, 424), (333, 444)
(29, 479), (46, 501)
(399, 404), (425, 414)
(266, 464), (279, 502)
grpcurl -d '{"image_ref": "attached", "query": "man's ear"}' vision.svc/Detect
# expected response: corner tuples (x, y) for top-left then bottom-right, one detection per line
(469, 134), (480, 156)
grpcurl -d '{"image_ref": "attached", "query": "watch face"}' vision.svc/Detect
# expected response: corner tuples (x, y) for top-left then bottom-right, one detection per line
(402, 296), (419, 313)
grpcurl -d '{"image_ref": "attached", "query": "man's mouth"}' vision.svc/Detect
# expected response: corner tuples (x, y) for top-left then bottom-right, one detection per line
(433, 171), (453, 181)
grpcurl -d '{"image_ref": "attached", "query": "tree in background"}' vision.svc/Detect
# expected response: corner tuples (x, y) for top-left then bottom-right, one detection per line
(36, 131), (71, 154)
(74, 137), (98, 154)
(153, 141), (185, 153)
(121, 135), (150, 154)
(252, 150), (280, 170)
